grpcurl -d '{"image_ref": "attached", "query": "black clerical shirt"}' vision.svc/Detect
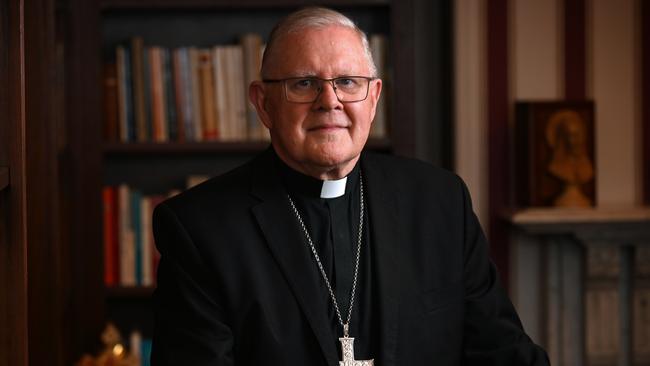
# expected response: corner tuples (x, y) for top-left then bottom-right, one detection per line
(275, 154), (378, 361)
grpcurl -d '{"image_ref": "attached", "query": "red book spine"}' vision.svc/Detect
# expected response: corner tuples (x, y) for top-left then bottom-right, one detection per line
(102, 186), (118, 286)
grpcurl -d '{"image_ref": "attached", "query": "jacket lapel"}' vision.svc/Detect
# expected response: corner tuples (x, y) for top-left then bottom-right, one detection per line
(362, 154), (406, 366)
(249, 150), (339, 366)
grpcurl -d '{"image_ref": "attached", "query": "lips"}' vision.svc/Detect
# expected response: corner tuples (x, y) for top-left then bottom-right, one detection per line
(307, 124), (348, 131)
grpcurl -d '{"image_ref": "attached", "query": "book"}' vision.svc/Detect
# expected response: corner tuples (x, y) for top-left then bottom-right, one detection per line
(149, 47), (167, 142)
(189, 47), (204, 141)
(141, 338), (152, 366)
(230, 45), (247, 140)
(115, 46), (130, 142)
(103, 63), (119, 142)
(172, 48), (187, 142)
(108, 32), (376, 143)
(102, 186), (118, 286)
(131, 37), (149, 142)
(131, 190), (143, 285)
(162, 48), (178, 142)
(118, 184), (136, 286)
(213, 46), (229, 140)
(140, 197), (153, 286)
(198, 49), (218, 140)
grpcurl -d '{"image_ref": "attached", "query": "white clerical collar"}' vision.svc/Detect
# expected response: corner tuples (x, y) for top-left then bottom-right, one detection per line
(320, 176), (348, 199)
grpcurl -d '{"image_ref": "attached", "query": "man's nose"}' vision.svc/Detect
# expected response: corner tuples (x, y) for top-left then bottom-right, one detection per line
(314, 81), (343, 109)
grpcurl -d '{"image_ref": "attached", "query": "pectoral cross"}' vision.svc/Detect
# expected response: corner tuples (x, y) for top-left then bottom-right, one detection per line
(339, 324), (374, 366)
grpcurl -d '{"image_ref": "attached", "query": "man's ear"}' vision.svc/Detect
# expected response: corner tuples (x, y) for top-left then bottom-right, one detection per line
(249, 80), (273, 129)
(368, 78), (383, 122)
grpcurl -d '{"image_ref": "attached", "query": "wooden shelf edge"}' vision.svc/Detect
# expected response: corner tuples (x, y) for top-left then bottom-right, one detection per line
(104, 140), (272, 155)
(101, 0), (390, 11)
(0, 167), (8, 192)
(506, 206), (650, 225)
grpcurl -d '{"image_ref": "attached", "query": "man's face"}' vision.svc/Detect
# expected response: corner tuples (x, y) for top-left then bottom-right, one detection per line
(251, 25), (382, 178)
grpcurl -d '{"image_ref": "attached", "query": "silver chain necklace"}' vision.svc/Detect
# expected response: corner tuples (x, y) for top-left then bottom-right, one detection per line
(287, 172), (374, 365)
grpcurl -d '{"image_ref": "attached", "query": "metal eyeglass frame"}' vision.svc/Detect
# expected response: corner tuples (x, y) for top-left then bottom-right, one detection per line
(262, 76), (376, 103)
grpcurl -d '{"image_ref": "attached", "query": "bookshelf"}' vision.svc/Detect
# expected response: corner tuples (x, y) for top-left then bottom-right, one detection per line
(61, 0), (452, 364)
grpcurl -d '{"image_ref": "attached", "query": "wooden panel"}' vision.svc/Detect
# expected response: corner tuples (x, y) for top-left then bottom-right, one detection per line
(24, 0), (66, 364)
(64, 0), (106, 362)
(0, 167), (8, 192)
(0, 0), (29, 364)
(564, 0), (586, 100)
(389, 0), (416, 158)
(487, 0), (510, 285)
(640, 1), (650, 205)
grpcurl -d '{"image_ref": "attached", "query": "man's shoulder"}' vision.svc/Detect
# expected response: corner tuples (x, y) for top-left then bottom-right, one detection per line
(362, 152), (461, 188)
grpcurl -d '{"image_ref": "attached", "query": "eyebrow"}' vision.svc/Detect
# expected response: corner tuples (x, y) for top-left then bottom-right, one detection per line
(284, 74), (361, 79)
(287, 71), (318, 78)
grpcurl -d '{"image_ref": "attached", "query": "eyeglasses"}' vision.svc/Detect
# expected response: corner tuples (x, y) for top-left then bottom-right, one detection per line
(263, 76), (376, 103)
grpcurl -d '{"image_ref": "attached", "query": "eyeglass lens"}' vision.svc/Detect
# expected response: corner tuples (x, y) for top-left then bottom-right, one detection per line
(284, 77), (369, 103)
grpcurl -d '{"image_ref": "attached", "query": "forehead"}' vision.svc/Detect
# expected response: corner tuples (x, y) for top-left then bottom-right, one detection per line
(267, 25), (370, 77)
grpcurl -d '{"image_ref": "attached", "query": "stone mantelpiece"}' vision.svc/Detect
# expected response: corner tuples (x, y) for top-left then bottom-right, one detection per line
(508, 207), (650, 366)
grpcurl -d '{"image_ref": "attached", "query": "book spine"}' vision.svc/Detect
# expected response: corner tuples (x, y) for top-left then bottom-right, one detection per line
(131, 190), (143, 286)
(178, 48), (195, 142)
(103, 63), (119, 142)
(123, 46), (136, 142)
(162, 48), (178, 142)
(172, 49), (186, 142)
(142, 45), (153, 141)
(131, 37), (148, 142)
(240, 33), (263, 141)
(189, 48), (204, 141)
(213, 47), (228, 141)
(141, 197), (153, 286)
(149, 47), (165, 142)
(116, 46), (128, 142)
(118, 184), (135, 286)
(232, 45), (247, 141)
(199, 49), (218, 140)
(102, 186), (117, 286)
(141, 338), (152, 366)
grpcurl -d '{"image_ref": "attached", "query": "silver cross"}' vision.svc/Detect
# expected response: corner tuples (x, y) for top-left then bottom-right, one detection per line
(339, 335), (374, 366)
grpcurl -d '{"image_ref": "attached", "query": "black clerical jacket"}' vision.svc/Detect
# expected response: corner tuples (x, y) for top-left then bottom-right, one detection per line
(151, 148), (549, 366)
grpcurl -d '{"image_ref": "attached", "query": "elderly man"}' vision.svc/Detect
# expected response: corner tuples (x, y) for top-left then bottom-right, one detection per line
(151, 7), (549, 366)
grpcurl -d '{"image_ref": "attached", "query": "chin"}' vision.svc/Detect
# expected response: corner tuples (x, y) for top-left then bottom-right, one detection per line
(309, 147), (359, 169)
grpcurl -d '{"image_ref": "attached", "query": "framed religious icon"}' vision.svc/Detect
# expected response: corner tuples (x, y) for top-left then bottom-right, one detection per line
(514, 101), (596, 207)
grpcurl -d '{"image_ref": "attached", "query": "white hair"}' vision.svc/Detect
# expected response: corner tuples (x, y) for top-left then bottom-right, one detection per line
(261, 7), (378, 78)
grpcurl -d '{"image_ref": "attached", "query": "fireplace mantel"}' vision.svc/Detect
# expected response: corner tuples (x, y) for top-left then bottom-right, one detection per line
(507, 206), (650, 366)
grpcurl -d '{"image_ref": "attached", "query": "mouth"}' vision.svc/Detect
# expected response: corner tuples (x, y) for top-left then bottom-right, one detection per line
(307, 124), (348, 132)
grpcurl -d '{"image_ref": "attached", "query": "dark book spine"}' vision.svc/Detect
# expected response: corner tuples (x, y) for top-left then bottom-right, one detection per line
(123, 46), (135, 142)
(162, 48), (178, 141)
(103, 63), (119, 142)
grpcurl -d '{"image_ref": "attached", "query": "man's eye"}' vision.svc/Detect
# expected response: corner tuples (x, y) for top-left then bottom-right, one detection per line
(291, 79), (315, 89)
(335, 78), (358, 88)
